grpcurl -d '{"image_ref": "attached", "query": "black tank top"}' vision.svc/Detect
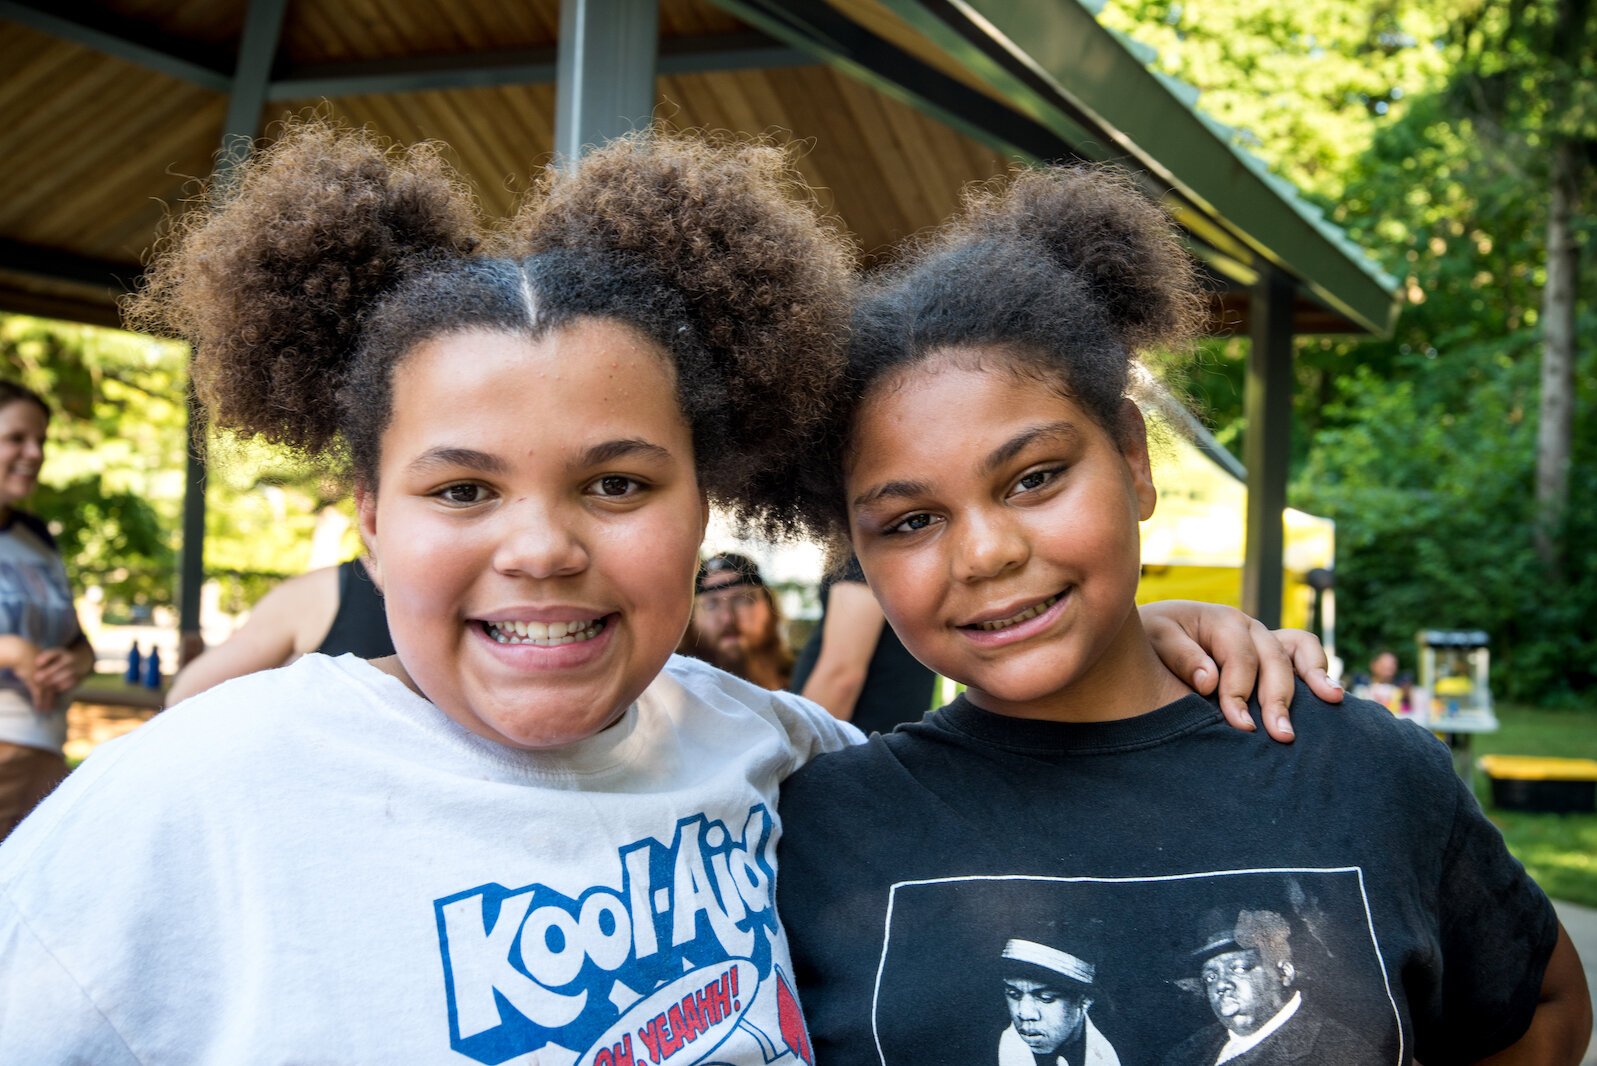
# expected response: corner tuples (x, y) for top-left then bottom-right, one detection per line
(316, 558), (395, 659)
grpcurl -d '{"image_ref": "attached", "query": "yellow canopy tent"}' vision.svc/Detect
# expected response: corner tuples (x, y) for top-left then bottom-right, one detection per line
(1137, 396), (1334, 631)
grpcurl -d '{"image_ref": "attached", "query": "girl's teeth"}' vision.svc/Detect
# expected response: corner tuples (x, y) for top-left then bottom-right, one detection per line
(486, 618), (605, 646)
(976, 594), (1061, 631)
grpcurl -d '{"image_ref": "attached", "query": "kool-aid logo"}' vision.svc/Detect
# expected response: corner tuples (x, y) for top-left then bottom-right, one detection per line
(436, 805), (805, 1065)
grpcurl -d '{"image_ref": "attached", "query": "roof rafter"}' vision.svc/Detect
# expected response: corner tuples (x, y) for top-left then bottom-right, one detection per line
(269, 31), (814, 100)
(0, 239), (140, 294)
(0, 0), (232, 92)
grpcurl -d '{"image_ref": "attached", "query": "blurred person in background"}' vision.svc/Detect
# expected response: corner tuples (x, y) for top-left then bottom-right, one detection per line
(690, 552), (794, 690)
(0, 382), (93, 840)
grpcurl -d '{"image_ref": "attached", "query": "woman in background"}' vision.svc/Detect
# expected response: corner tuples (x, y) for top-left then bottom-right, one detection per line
(0, 382), (93, 839)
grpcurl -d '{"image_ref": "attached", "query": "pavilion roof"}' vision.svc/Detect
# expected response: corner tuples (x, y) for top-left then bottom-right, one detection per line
(0, 0), (1398, 336)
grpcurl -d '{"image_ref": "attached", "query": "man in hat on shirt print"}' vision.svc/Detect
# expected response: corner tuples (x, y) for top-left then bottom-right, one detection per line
(1162, 909), (1375, 1065)
(998, 937), (1121, 1066)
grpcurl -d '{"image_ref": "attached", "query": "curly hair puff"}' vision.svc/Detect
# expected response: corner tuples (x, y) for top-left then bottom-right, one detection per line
(792, 163), (1206, 553)
(129, 122), (855, 536)
(126, 122), (482, 456)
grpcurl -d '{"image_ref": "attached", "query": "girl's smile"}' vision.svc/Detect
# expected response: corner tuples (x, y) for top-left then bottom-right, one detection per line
(360, 319), (709, 750)
(956, 589), (1068, 645)
(847, 352), (1190, 723)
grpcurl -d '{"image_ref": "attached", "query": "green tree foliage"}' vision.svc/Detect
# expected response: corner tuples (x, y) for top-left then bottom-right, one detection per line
(1107, 0), (1597, 701)
(1, 315), (357, 618)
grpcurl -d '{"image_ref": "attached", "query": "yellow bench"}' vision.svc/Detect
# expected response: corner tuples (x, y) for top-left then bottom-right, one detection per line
(1478, 755), (1597, 814)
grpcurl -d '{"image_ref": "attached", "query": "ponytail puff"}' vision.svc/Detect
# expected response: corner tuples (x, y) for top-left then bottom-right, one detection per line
(127, 121), (482, 456)
(502, 132), (856, 527)
(957, 166), (1205, 354)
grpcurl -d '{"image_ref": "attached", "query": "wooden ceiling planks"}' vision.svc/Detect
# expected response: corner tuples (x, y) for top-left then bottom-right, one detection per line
(284, 85), (560, 219)
(0, 30), (220, 262)
(66, 99), (227, 259)
(285, 0), (559, 64)
(659, 0), (745, 36)
(661, 63), (1011, 261)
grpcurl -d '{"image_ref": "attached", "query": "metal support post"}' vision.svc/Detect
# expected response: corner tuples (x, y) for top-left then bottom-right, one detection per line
(1241, 269), (1295, 630)
(176, 0), (289, 663)
(555, 0), (660, 160)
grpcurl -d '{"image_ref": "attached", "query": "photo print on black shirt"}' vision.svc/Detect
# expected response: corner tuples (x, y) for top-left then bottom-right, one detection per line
(868, 868), (1401, 1066)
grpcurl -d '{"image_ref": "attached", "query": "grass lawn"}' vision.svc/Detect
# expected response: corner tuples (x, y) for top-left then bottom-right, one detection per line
(1467, 705), (1597, 908)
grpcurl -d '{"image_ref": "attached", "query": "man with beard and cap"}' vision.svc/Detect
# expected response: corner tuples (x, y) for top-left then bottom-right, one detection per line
(1162, 909), (1376, 1065)
(998, 937), (1120, 1066)
(689, 552), (795, 690)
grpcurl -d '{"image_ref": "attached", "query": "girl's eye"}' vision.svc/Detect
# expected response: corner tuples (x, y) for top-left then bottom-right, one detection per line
(437, 483), (489, 506)
(590, 475), (642, 499)
(888, 512), (941, 535)
(1011, 467), (1063, 496)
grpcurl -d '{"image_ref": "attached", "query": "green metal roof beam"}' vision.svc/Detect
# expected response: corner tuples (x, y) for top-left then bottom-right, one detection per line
(880, 0), (1401, 336)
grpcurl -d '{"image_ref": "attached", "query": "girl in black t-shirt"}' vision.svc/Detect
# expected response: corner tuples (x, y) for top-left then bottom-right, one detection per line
(783, 165), (1589, 1062)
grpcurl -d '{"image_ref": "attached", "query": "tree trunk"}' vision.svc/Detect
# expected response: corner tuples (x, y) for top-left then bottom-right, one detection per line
(1534, 137), (1580, 579)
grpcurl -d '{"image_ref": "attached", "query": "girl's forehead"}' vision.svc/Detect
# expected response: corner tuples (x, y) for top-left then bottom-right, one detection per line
(858, 358), (1088, 435)
(844, 363), (1110, 492)
(384, 325), (691, 456)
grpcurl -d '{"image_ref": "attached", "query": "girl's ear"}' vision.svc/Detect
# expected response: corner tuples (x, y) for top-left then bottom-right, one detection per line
(355, 483), (381, 588)
(1117, 400), (1158, 522)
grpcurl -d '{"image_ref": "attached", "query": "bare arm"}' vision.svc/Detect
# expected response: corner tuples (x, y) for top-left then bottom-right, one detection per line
(1140, 601), (1343, 743)
(799, 581), (886, 721)
(164, 566), (341, 706)
(1474, 925), (1592, 1066)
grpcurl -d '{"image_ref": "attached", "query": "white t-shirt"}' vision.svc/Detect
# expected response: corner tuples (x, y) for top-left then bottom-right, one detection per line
(0, 653), (862, 1065)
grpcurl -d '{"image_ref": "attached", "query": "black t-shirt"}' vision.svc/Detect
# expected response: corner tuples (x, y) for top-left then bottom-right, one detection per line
(788, 556), (936, 735)
(316, 558), (395, 659)
(777, 686), (1557, 1066)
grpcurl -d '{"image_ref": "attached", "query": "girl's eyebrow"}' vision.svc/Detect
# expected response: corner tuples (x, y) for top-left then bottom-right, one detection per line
(981, 421), (1080, 474)
(852, 478), (933, 509)
(408, 446), (508, 475)
(405, 439), (673, 477)
(577, 438), (674, 468)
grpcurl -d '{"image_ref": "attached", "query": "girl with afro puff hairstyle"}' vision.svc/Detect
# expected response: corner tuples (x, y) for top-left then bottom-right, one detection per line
(775, 166), (1590, 1064)
(0, 125), (1330, 1064)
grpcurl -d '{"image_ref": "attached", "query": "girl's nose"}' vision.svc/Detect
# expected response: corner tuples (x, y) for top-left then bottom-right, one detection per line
(952, 509), (1028, 583)
(491, 500), (590, 579)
